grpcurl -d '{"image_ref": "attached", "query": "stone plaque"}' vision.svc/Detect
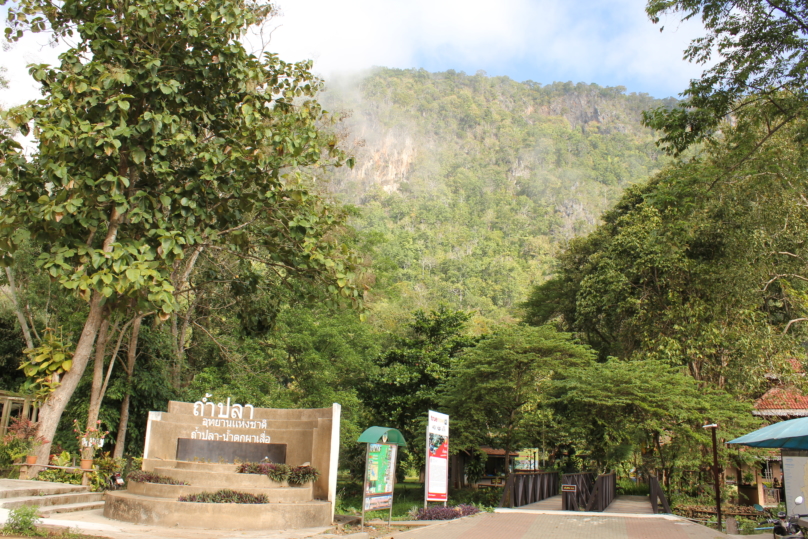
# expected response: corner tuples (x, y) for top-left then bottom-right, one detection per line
(176, 438), (287, 464)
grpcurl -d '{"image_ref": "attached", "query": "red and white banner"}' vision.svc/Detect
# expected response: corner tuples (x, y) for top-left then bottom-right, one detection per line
(425, 410), (449, 502)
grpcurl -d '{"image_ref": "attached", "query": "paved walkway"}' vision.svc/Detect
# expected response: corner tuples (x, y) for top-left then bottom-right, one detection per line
(2, 480), (760, 539)
(392, 512), (733, 539)
(604, 495), (655, 514)
(518, 494), (654, 514)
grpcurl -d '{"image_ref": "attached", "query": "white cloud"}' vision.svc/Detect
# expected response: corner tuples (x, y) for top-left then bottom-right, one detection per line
(0, 0), (708, 107)
(265, 0), (706, 96)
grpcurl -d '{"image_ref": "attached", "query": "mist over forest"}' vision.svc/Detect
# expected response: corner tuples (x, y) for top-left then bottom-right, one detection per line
(320, 68), (677, 325)
(2, 0), (808, 517)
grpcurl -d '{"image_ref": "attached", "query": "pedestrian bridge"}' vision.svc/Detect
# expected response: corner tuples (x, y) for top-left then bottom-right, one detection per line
(516, 494), (655, 514)
(499, 472), (670, 515)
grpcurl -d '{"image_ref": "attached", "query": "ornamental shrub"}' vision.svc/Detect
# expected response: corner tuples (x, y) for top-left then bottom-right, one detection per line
(288, 465), (320, 485)
(178, 489), (268, 504)
(127, 470), (189, 485)
(415, 504), (480, 520)
(3, 505), (41, 535)
(236, 462), (319, 484)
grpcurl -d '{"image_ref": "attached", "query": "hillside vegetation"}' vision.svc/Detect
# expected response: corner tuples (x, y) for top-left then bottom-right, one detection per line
(323, 68), (676, 323)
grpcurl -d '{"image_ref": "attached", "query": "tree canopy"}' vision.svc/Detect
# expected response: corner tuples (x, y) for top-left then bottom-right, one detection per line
(643, 0), (808, 155)
(0, 0), (363, 459)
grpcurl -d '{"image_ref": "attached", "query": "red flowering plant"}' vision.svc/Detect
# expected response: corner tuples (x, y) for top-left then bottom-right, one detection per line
(73, 420), (108, 459)
(2, 417), (49, 461)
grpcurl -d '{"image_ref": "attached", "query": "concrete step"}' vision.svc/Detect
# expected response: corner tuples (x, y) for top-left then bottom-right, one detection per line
(104, 490), (331, 530)
(173, 461), (238, 473)
(128, 481), (312, 502)
(39, 500), (105, 517)
(152, 466), (305, 490)
(2, 491), (105, 509)
(0, 483), (90, 499)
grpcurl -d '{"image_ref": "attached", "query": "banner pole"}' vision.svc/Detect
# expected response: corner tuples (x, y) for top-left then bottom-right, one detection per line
(424, 412), (430, 509)
(361, 442), (369, 529)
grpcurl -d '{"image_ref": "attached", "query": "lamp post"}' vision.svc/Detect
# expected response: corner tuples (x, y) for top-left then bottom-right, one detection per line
(703, 423), (722, 532)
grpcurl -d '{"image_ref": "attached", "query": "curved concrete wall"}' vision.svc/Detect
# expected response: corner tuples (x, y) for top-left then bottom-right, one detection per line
(126, 481), (312, 502)
(104, 492), (331, 529)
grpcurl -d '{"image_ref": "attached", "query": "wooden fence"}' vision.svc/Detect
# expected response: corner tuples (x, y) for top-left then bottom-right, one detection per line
(498, 472), (560, 508)
(649, 475), (672, 514)
(560, 472), (594, 510)
(560, 472), (617, 512)
(0, 392), (36, 438)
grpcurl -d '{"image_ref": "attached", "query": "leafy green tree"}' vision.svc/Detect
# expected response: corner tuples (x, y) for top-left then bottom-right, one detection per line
(0, 0), (362, 460)
(442, 324), (594, 475)
(363, 306), (477, 468)
(643, 0), (808, 155)
(548, 359), (758, 477)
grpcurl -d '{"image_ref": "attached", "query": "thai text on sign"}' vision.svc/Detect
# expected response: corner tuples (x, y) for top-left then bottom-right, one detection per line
(425, 410), (449, 502)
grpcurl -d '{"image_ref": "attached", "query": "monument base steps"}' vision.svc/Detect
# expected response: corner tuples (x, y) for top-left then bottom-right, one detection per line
(127, 480), (312, 502)
(1, 486), (104, 516)
(104, 491), (331, 530)
(107, 459), (329, 530)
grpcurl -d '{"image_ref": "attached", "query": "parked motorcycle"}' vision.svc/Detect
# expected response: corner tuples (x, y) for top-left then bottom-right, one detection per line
(764, 496), (808, 539)
(106, 471), (124, 491)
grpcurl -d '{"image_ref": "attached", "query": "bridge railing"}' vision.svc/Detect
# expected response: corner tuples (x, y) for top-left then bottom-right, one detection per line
(498, 471), (560, 508)
(560, 472), (594, 510)
(649, 475), (671, 514)
(585, 472), (616, 512)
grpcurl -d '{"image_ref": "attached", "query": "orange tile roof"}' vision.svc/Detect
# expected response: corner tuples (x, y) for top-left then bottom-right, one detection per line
(480, 447), (519, 457)
(754, 387), (808, 416)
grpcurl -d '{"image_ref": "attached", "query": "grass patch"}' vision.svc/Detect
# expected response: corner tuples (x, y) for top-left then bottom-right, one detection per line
(335, 479), (496, 520)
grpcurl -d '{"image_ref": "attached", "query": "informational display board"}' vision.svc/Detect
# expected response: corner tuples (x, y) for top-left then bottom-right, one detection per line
(363, 443), (398, 511)
(783, 450), (808, 516)
(425, 410), (449, 504)
(515, 448), (539, 471)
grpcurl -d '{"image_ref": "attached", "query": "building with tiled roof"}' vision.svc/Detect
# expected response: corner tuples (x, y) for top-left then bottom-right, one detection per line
(754, 387), (808, 418)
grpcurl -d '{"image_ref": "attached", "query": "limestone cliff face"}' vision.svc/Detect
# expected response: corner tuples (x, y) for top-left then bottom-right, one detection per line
(343, 128), (416, 195)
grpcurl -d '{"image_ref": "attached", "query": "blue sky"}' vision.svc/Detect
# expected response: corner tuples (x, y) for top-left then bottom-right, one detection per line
(1, 0), (706, 107)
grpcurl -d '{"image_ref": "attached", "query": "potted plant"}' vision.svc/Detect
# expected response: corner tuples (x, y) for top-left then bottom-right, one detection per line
(73, 420), (108, 470)
(25, 435), (48, 465)
(5, 417), (48, 465)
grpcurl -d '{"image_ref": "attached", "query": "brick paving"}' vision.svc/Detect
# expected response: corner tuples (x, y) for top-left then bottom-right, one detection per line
(392, 512), (731, 539)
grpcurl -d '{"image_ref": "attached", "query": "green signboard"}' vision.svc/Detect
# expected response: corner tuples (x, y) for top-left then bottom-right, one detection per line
(364, 443), (397, 509)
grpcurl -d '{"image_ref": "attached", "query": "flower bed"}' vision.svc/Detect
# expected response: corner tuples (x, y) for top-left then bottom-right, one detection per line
(414, 504), (480, 520)
(178, 489), (268, 503)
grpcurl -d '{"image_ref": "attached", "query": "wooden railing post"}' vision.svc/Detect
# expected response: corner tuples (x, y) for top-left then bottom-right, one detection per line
(649, 475), (671, 514)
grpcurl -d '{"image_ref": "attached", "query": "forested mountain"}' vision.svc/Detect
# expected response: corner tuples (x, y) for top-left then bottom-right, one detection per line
(321, 68), (677, 323)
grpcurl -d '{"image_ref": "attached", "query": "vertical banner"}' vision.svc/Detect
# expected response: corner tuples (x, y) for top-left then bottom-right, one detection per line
(362, 443), (398, 512)
(425, 410), (449, 504)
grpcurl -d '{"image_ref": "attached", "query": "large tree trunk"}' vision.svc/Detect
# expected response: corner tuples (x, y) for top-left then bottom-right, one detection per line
(86, 318), (110, 429)
(34, 290), (105, 463)
(35, 208), (123, 463)
(113, 315), (142, 459)
(4, 267), (34, 349)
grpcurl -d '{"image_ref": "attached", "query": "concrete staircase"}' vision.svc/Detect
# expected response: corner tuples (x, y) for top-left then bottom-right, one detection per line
(105, 461), (331, 530)
(0, 479), (104, 517)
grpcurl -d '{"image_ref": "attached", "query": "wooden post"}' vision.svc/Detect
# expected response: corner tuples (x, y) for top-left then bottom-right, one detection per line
(0, 396), (11, 438)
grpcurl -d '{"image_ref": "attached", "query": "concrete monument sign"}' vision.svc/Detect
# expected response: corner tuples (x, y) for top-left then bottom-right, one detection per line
(105, 399), (341, 530)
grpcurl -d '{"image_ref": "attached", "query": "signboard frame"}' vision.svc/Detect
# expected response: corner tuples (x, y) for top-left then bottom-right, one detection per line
(424, 410), (449, 507)
(361, 441), (398, 527)
(782, 449), (808, 517)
